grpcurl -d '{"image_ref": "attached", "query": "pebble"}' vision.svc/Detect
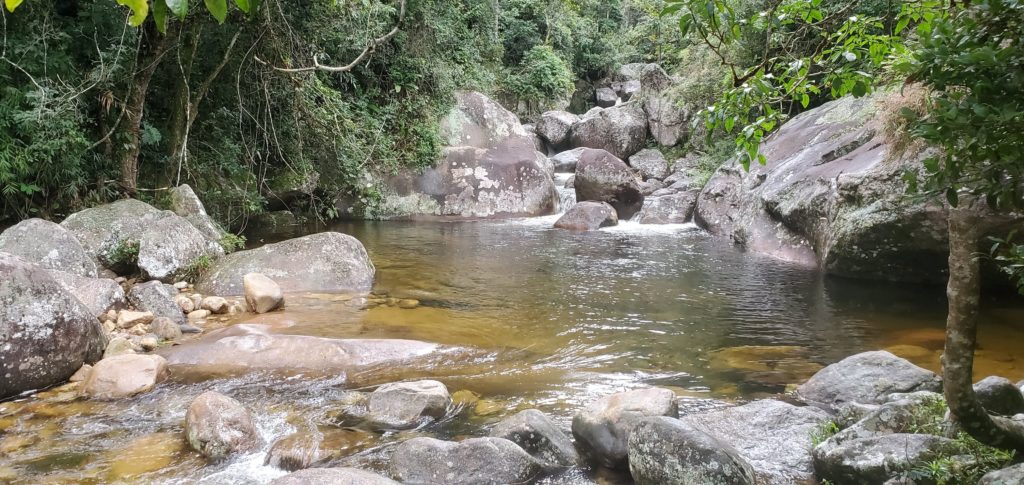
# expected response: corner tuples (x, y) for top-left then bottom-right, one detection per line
(190, 294), (203, 308)
(175, 295), (195, 313)
(102, 320), (116, 334)
(105, 309), (118, 321)
(129, 324), (149, 336)
(201, 296), (229, 314)
(140, 335), (159, 351)
(398, 299), (420, 309)
(114, 277), (126, 284)
(188, 309), (211, 321)
(173, 281), (189, 290)
(104, 337), (136, 358)
(117, 310), (154, 329)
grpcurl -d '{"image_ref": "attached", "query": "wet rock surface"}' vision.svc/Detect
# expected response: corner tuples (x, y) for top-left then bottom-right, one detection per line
(392, 436), (544, 485)
(490, 409), (581, 469)
(185, 391), (261, 459)
(83, 354), (168, 400)
(554, 201), (619, 231)
(366, 379), (451, 429)
(572, 387), (678, 469)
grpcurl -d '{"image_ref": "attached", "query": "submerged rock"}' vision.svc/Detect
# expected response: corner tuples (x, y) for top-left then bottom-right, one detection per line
(572, 387), (678, 469)
(569, 102), (648, 160)
(574, 148), (644, 220)
(0, 218), (97, 277)
(813, 433), (952, 484)
(185, 391), (260, 459)
(244, 273), (285, 314)
(83, 354), (168, 400)
(554, 201), (619, 231)
(392, 437), (544, 485)
(796, 351), (942, 410)
(490, 409), (581, 470)
(366, 380), (451, 429)
(196, 232), (374, 296)
(0, 253), (106, 399)
(265, 431), (321, 471)
(628, 416), (755, 485)
(270, 467), (399, 485)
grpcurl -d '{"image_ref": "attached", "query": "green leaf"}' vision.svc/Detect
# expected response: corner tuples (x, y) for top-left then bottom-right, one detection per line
(166, 0), (188, 18)
(679, 13), (693, 36)
(204, 0), (228, 23)
(153, 0), (168, 33)
(801, 93), (810, 108)
(116, 0), (149, 26)
(234, 0), (250, 14)
(946, 188), (959, 207)
(4, 0), (24, 13)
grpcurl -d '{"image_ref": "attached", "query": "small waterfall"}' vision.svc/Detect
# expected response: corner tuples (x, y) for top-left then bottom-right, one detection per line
(553, 173), (576, 213)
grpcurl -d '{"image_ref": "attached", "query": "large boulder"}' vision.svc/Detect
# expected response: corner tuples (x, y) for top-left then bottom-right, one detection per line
(639, 64), (688, 147)
(440, 90), (528, 149)
(536, 111), (580, 151)
(169, 184), (226, 244)
(392, 437), (544, 485)
(813, 434), (952, 484)
(693, 92), (999, 283)
(571, 387), (678, 469)
(628, 416), (755, 485)
(46, 270), (126, 318)
(270, 468), (399, 485)
(678, 400), (831, 484)
(574, 148), (644, 219)
(635, 192), (698, 224)
(83, 354), (168, 400)
(185, 391), (261, 459)
(629, 148), (670, 181)
(974, 376), (1024, 416)
(551, 147), (587, 173)
(158, 324), (444, 378)
(366, 380), (451, 429)
(0, 218), (97, 276)
(569, 103), (648, 160)
(554, 201), (618, 231)
(136, 214), (224, 282)
(0, 253), (106, 399)
(128, 281), (186, 326)
(490, 409), (581, 470)
(796, 351), (942, 410)
(196, 232), (374, 296)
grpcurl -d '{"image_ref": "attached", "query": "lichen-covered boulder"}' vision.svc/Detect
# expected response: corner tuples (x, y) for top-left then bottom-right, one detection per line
(0, 218), (97, 276)
(169, 184), (226, 244)
(574, 148), (644, 219)
(796, 351), (942, 410)
(196, 232), (374, 296)
(554, 201), (619, 231)
(137, 214), (224, 282)
(270, 468), (399, 485)
(572, 387), (678, 469)
(551, 147), (587, 173)
(392, 437), (544, 485)
(83, 354), (168, 400)
(440, 91), (528, 149)
(46, 270), (126, 318)
(629, 148), (670, 181)
(635, 192), (698, 224)
(128, 281), (186, 326)
(366, 380), (451, 429)
(813, 434), (952, 484)
(185, 391), (260, 459)
(639, 64), (688, 147)
(0, 253), (107, 399)
(628, 416), (755, 485)
(60, 199), (165, 269)
(569, 102), (648, 160)
(536, 111), (580, 151)
(489, 409), (581, 470)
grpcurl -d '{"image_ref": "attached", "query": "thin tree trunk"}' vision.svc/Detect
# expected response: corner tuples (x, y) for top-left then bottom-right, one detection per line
(943, 204), (1024, 451)
(119, 23), (174, 195)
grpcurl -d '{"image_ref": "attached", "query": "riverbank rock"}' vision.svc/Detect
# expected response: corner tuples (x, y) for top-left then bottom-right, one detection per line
(635, 193), (698, 224)
(0, 253), (106, 399)
(169, 184), (226, 243)
(569, 103), (648, 160)
(973, 376), (1024, 416)
(796, 351), (942, 410)
(629, 149), (670, 181)
(83, 354), (168, 400)
(813, 433), (952, 484)
(678, 400), (830, 484)
(46, 270), (126, 318)
(196, 232), (374, 296)
(392, 437), (544, 485)
(270, 468), (399, 485)
(980, 463), (1024, 484)
(158, 324), (443, 378)
(628, 416), (755, 485)
(0, 219), (97, 276)
(137, 214), (223, 282)
(128, 281), (187, 326)
(185, 391), (260, 459)
(243, 273), (284, 313)
(490, 409), (581, 470)
(366, 380), (451, 429)
(537, 111), (579, 151)
(572, 387), (678, 469)
(554, 201), (619, 231)
(266, 431), (321, 471)
(574, 148), (644, 220)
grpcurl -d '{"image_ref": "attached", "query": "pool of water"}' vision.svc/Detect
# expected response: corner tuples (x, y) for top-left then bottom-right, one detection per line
(2, 196), (1023, 483)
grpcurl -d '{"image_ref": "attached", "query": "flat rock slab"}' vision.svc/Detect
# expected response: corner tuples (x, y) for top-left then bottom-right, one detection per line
(796, 351), (941, 410)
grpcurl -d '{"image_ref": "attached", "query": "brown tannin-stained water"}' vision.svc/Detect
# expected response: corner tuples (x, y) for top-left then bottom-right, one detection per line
(2, 207), (1023, 483)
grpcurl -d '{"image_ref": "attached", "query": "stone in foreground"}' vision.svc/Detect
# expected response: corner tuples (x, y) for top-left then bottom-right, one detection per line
(490, 409), (581, 470)
(265, 431), (321, 471)
(813, 433), (952, 484)
(392, 436), (543, 485)
(628, 416), (755, 485)
(366, 379), (451, 429)
(554, 201), (619, 231)
(269, 467), (399, 485)
(83, 354), (168, 400)
(243, 273), (285, 314)
(571, 387), (678, 469)
(185, 391), (260, 459)
(796, 351), (941, 410)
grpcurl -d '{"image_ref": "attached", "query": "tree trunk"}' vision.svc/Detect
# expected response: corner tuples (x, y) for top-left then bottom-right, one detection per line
(943, 204), (1024, 451)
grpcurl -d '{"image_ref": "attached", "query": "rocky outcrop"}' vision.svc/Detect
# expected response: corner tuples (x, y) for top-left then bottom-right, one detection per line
(635, 193), (698, 224)
(628, 416), (755, 485)
(83, 354), (168, 400)
(629, 149), (670, 181)
(185, 391), (260, 459)
(392, 437), (544, 485)
(572, 387), (678, 469)
(490, 409), (581, 470)
(196, 232), (374, 296)
(366, 380), (451, 429)
(169, 184), (226, 244)
(554, 201), (618, 231)
(0, 218), (97, 276)
(796, 351), (942, 411)
(569, 103), (648, 160)
(0, 253), (106, 399)
(536, 111), (579, 151)
(574, 148), (644, 219)
(270, 468), (399, 485)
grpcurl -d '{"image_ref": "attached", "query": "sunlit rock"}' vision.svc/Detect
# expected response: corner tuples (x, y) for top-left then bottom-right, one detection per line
(796, 351), (941, 411)
(83, 354), (168, 400)
(366, 380), (451, 430)
(243, 273), (284, 314)
(490, 409), (581, 470)
(572, 387), (678, 469)
(185, 391), (260, 459)
(393, 437), (544, 485)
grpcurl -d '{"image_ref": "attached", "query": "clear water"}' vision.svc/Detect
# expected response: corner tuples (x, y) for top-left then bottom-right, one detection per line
(2, 196), (1023, 483)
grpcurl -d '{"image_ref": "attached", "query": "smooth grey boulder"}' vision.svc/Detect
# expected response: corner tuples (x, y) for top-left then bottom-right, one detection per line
(366, 380), (451, 429)
(490, 409), (581, 469)
(185, 391), (260, 459)
(0, 253), (107, 399)
(569, 102), (648, 160)
(596, 87), (618, 108)
(137, 214), (223, 282)
(536, 111), (580, 151)
(128, 281), (186, 326)
(169, 184), (226, 244)
(265, 431), (321, 471)
(974, 376), (1024, 416)
(0, 218), (97, 276)
(628, 416), (755, 485)
(629, 148), (670, 181)
(979, 463), (1024, 484)
(571, 387), (678, 469)
(554, 201), (618, 231)
(46, 270), (126, 318)
(551, 147), (587, 173)
(813, 434), (952, 484)
(796, 351), (941, 410)
(635, 192), (698, 224)
(196, 232), (374, 296)
(392, 437), (544, 485)
(270, 468), (399, 485)
(574, 148), (644, 220)
(679, 400), (831, 484)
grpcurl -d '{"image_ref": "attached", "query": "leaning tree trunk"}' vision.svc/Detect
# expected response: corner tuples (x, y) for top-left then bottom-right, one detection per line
(943, 204), (1024, 451)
